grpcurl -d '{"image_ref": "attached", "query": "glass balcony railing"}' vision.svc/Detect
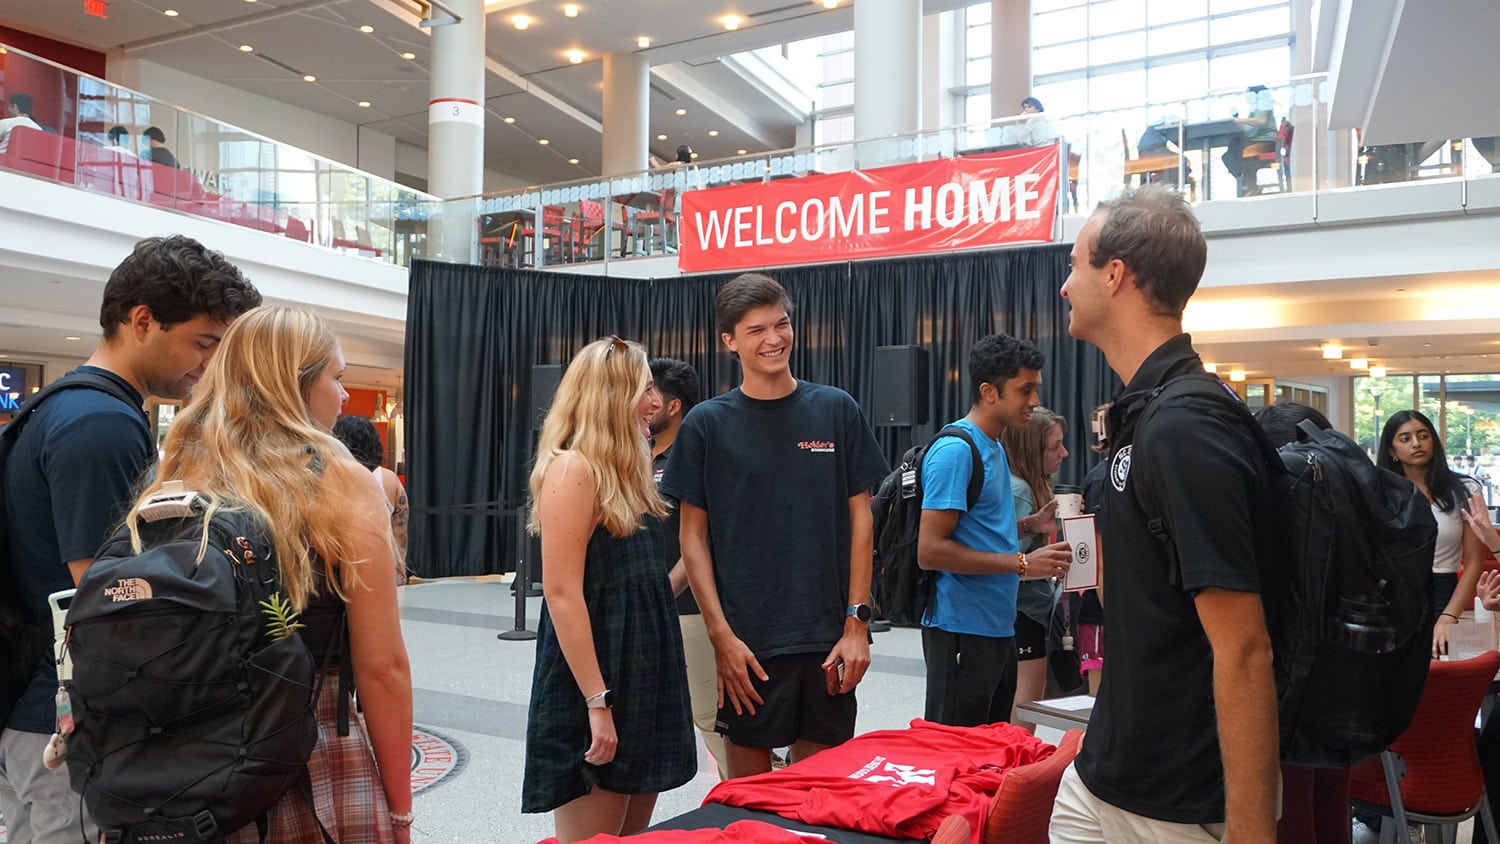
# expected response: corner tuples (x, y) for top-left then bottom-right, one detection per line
(0, 42), (442, 267)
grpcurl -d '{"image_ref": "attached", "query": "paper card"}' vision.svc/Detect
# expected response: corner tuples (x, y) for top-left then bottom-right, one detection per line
(1062, 514), (1099, 591)
(1038, 694), (1095, 711)
(1445, 619), (1497, 661)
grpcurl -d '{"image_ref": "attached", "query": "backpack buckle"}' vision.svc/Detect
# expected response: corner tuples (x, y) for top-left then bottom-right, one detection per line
(102, 832), (122, 844)
(193, 810), (218, 839)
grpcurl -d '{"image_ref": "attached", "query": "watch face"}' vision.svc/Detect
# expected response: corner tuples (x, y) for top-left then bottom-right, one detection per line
(850, 604), (871, 622)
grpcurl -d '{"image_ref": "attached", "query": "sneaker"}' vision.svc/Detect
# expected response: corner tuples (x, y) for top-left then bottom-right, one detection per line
(1351, 819), (1379, 844)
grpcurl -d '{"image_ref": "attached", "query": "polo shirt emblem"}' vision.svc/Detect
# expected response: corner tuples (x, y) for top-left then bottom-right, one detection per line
(1110, 445), (1132, 492)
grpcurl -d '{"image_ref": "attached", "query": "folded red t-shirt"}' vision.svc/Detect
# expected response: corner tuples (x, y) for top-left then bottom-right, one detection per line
(536, 819), (815, 844)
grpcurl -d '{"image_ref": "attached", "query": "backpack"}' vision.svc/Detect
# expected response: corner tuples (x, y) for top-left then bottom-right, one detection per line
(1134, 374), (1436, 768)
(0, 372), (144, 726)
(64, 487), (324, 844)
(871, 427), (984, 627)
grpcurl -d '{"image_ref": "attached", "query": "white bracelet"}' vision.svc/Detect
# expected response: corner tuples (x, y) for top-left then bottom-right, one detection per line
(390, 810), (414, 829)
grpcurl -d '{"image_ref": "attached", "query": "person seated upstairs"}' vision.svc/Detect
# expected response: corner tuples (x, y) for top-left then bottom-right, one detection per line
(1014, 96), (1060, 148)
(0, 93), (42, 154)
(1222, 85), (1278, 196)
(103, 125), (136, 156)
(1137, 117), (1192, 187)
(142, 126), (180, 168)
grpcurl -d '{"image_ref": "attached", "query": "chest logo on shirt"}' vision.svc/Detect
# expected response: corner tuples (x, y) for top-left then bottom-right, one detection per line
(847, 755), (937, 788)
(1110, 445), (1132, 492)
(798, 440), (836, 453)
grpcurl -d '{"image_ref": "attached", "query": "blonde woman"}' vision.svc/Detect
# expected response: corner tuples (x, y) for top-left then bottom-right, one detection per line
(128, 307), (413, 843)
(522, 337), (695, 842)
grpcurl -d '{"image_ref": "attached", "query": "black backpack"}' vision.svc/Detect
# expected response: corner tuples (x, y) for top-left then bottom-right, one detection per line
(1134, 375), (1436, 768)
(871, 427), (984, 627)
(0, 372), (144, 726)
(65, 490), (323, 844)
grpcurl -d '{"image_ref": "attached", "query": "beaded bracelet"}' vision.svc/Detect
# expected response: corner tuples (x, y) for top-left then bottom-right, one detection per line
(1017, 552), (1029, 577)
(390, 811), (415, 829)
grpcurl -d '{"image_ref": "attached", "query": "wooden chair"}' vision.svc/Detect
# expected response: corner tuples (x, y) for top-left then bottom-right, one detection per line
(1121, 128), (1184, 188)
(1348, 651), (1500, 844)
(981, 728), (1084, 844)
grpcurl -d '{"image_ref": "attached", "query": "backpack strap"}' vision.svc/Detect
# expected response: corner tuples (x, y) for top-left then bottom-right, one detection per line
(0, 372), (147, 446)
(925, 426), (986, 511)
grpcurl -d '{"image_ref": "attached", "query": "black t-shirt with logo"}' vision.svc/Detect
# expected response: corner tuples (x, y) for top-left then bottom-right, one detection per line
(1074, 334), (1274, 824)
(660, 381), (888, 659)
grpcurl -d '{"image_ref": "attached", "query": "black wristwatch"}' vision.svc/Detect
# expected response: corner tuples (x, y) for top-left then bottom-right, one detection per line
(846, 603), (872, 623)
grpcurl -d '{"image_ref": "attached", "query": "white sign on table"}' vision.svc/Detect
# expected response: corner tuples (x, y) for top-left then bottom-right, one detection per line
(1062, 514), (1099, 591)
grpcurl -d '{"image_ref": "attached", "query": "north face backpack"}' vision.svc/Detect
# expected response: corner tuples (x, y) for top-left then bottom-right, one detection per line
(64, 485), (322, 844)
(0, 372), (144, 726)
(871, 427), (984, 627)
(1134, 375), (1436, 768)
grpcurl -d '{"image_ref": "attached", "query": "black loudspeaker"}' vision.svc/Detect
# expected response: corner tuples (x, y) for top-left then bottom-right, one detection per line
(871, 345), (930, 427)
(531, 364), (564, 429)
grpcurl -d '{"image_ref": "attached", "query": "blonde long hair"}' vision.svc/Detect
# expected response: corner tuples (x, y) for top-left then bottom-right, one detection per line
(126, 307), (360, 610)
(528, 337), (667, 537)
(1001, 407), (1066, 509)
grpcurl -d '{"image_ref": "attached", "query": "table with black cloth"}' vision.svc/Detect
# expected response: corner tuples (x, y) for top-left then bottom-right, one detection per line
(643, 804), (914, 843)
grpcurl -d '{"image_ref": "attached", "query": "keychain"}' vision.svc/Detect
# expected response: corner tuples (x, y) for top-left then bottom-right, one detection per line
(44, 686), (73, 769)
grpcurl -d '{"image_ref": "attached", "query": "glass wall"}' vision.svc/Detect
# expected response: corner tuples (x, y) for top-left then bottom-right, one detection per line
(1355, 373), (1500, 503)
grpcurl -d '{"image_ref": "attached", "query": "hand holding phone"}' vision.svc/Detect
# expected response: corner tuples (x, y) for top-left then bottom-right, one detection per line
(824, 658), (845, 695)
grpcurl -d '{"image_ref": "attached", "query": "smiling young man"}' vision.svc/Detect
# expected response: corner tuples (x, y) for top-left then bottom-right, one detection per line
(915, 334), (1073, 728)
(661, 273), (888, 779)
(0, 235), (260, 844)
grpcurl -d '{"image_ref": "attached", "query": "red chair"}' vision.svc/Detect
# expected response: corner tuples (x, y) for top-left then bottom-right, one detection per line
(1348, 651), (1500, 844)
(1, 126), (74, 183)
(981, 728), (1083, 844)
(631, 188), (678, 254)
(930, 813), (970, 844)
(520, 205), (566, 265)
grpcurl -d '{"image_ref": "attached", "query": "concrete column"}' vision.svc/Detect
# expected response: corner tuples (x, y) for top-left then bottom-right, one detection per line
(427, 0), (485, 262)
(990, 0), (1032, 121)
(854, 0), (921, 164)
(601, 52), (650, 176)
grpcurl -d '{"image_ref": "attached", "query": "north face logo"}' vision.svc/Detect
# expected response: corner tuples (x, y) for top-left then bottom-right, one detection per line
(102, 578), (153, 602)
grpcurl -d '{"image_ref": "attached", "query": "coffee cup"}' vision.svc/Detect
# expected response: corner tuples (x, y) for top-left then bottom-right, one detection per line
(1053, 484), (1084, 519)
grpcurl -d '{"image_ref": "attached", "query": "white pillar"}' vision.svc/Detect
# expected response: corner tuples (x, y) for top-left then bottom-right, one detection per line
(601, 52), (649, 177)
(427, 0), (485, 262)
(854, 0), (921, 165)
(990, 0), (1032, 120)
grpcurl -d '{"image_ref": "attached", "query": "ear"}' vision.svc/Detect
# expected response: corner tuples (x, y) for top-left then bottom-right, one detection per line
(1103, 258), (1130, 296)
(667, 397), (683, 419)
(720, 331), (737, 354)
(126, 304), (157, 341)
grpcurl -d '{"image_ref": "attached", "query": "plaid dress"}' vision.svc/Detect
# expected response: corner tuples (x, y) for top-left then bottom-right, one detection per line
(522, 520), (696, 813)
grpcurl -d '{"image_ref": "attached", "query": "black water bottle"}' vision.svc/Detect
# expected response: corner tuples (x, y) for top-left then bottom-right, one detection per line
(1334, 582), (1398, 655)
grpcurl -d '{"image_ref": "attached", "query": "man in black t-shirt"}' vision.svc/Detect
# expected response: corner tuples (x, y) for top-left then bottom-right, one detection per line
(1050, 187), (1277, 843)
(661, 273), (887, 780)
(649, 356), (727, 779)
(0, 236), (260, 844)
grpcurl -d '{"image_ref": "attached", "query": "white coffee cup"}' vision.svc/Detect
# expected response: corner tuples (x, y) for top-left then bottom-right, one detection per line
(1055, 492), (1084, 519)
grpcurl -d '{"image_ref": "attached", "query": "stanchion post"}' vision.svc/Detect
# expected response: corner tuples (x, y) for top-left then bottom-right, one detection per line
(499, 508), (537, 641)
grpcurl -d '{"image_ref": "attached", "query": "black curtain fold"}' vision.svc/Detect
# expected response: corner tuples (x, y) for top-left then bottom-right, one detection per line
(405, 246), (1118, 578)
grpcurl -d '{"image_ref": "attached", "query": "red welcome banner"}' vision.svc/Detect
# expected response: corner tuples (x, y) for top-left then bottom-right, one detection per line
(678, 144), (1061, 273)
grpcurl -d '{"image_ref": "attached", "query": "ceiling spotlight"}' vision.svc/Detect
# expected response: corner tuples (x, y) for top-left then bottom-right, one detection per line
(822, 0), (837, 7)
(566, 49), (585, 63)
(637, 36), (651, 48)
(737, 148), (747, 155)
(513, 15), (531, 29)
(1350, 358), (1369, 370)
(1228, 369), (1246, 382)
(538, 138), (550, 145)
(303, 74), (317, 82)
(1202, 362), (1217, 374)
(564, 4), (579, 16)
(239, 44), (254, 52)
(503, 116), (516, 123)
(401, 52), (416, 60)
(1369, 365), (1388, 378)
(722, 14), (742, 30)
(708, 129), (719, 137)
(357, 100), (371, 108)
(64, 335), (82, 341)
(568, 157), (580, 164)
(359, 24), (374, 33)
(164, 8), (180, 15)
(675, 108), (687, 116)
(657, 133), (668, 140)
(1321, 343), (1342, 360)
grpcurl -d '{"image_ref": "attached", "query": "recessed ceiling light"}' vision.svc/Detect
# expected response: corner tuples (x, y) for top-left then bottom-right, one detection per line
(722, 15), (742, 30)
(303, 74), (317, 82)
(1321, 343), (1343, 360)
(1202, 362), (1217, 373)
(538, 138), (550, 145)
(359, 24), (374, 33)
(401, 52), (416, 60)
(1228, 369), (1246, 382)
(708, 129), (719, 137)
(513, 15), (531, 29)
(164, 8), (179, 15)
(823, 0), (838, 6)
(675, 108), (686, 116)
(64, 335), (82, 341)
(568, 158), (580, 164)
(1350, 358), (1369, 370)
(503, 116), (516, 123)
(564, 4), (579, 16)
(737, 148), (747, 155)
(691, 152), (699, 159)
(637, 36), (651, 48)
(657, 133), (667, 140)
(0, 353), (8, 358)
(566, 49), (585, 63)
(357, 100), (371, 108)
(1369, 365), (1388, 378)
(239, 44), (254, 52)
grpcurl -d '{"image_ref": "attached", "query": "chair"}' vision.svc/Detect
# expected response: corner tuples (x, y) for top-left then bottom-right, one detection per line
(631, 188), (678, 254)
(284, 216), (311, 242)
(981, 728), (1084, 844)
(576, 199), (606, 262)
(1120, 129), (1182, 188)
(520, 205), (566, 265)
(930, 813), (971, 844)
(1348, 651), (1500, 844)
(1276, 117), (1295, 192)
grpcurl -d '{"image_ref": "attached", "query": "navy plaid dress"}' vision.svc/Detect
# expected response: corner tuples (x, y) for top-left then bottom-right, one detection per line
(522, 519), (696, 813)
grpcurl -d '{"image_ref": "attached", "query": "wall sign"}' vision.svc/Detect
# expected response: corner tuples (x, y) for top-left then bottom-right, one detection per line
(0, 366), (26, 413)
(678, 144), (1062, 274)
(83, 0), (108, 18)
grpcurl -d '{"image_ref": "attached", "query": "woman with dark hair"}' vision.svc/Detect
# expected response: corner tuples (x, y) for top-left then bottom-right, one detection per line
(333, 414), (408, 582)
(1376, 409), (1484, 657)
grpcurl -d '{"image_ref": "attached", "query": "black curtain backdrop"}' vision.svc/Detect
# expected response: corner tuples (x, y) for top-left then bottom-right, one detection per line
(404, 246), (1119, 578)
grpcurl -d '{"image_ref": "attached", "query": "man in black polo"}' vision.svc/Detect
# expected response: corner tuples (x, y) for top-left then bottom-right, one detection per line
(1049, 186), (1278, 843)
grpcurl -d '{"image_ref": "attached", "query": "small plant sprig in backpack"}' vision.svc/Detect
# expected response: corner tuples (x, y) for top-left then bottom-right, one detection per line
(259, 593), (305, 642)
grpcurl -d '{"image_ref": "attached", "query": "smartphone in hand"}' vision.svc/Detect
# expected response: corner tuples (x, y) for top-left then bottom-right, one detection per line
(825, 658), (845, 695)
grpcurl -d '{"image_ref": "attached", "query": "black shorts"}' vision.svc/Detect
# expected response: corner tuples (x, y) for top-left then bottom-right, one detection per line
(921, 626), (1017, 728)
(1014, 613), (1047, 662)
(715, 652), (857, 749)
